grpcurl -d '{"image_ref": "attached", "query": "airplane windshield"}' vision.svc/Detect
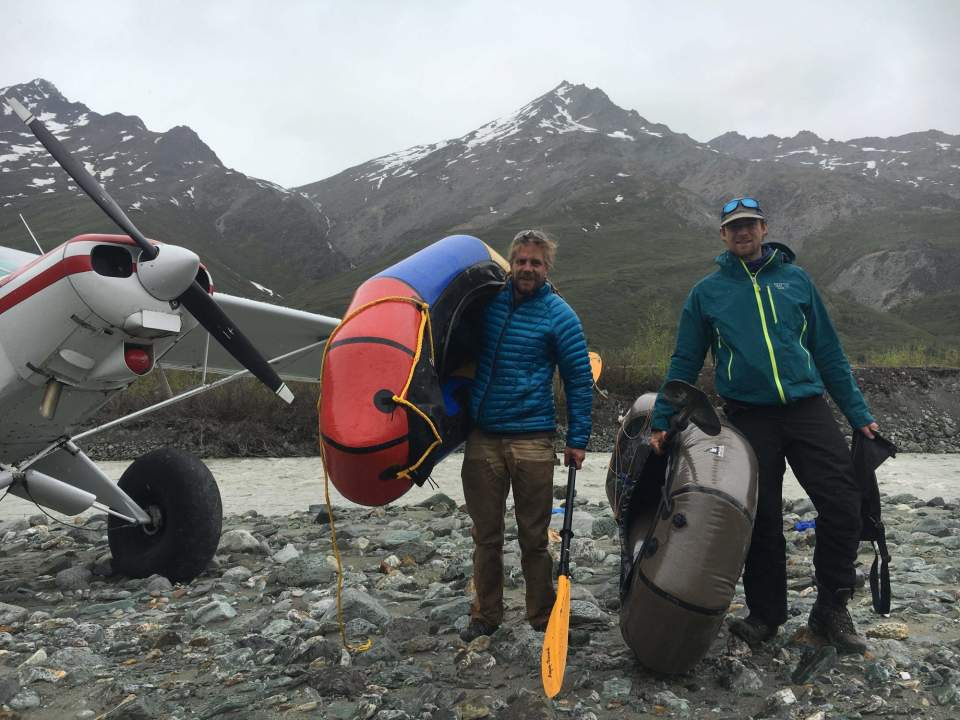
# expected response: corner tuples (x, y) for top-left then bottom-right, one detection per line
(0, 246), (39, 277)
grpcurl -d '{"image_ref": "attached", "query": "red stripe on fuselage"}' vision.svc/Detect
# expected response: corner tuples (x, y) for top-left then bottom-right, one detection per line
(0, 235), (143, 293)
(0, 255), (93, 315)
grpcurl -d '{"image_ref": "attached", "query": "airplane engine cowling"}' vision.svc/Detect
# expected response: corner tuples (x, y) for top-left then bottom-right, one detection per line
(607, 394), (758, 674)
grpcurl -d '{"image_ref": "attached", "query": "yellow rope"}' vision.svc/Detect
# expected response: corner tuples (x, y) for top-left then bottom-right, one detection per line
(319, 442), (372, 654)
(392, 395), (442, 480)
(393, 301), (442, 479)
(314, 293), (442, 653)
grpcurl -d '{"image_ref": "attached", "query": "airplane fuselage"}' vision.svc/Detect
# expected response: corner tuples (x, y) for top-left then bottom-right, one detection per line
(0, 234), (205, 462)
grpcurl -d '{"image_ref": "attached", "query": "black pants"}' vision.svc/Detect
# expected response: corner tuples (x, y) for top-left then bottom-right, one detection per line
(726, 395), (861, 626)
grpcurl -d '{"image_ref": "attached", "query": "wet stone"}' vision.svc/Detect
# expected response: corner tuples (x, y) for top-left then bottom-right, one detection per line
(427, 596), (471, 626)
(500, 688), (556, 720)
(0, 485), (955, 719)
(378, 529), (422, 548)
(0, 601), (29, 626)
(791, 645), (839, 684)
(312, 588), (391, 626)
(0, 671), (21, 704)
(219, 528), (264, 553)
(392, 539), (437, 564)
(415, 493), (458, 513)
(275, 554), (335, 586)
(601, 676), (631, 700)
(189, 599), (237, 624)
(569, 599), (608, 626)
(272, 543), (301, 564)
(9, 687), (41, 710)
(221, 565), (253, 583)
(867, 621), (910, 640)
(56, 565), (93, 590)
(591, 516), (618, 539)
(720, 658), (764, 694)
(385, 615), (431, 641)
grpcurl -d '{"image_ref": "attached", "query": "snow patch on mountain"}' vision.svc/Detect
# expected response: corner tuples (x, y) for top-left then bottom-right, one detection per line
(250, 281), (275, 296)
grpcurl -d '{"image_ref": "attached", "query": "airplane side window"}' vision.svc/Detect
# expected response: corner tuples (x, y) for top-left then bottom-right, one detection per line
(91, 245), (133, 278)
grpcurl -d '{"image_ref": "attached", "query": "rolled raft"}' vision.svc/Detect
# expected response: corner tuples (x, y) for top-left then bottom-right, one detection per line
(319, 234), (508, 506)
(606, 393), (758, 674)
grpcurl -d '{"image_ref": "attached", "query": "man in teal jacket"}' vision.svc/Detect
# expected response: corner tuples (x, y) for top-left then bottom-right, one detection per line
(460, 229), (593, 643)
(650, 197), (879, 654)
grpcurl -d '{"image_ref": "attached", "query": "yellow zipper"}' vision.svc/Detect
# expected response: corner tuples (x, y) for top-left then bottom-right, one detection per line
(766, 286), (778, 324)
(716, 328), (733, 381)
(799, 315), (812, 368)
(740, 253), (786, 404)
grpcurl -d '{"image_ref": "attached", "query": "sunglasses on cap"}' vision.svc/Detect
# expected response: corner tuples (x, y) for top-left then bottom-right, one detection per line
(515, 229), (547, 241)
(720, 197), (762, 220)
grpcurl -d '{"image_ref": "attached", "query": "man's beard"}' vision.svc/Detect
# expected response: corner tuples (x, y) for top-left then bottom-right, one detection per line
(515, 274), (544, 296)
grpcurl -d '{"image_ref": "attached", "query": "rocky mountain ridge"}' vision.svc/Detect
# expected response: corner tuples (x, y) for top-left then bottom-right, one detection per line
(1, 79), (958, 350)
(708, 128), (960, 198)
(0, 79), (345, 298)
(293, 82), (960, 339)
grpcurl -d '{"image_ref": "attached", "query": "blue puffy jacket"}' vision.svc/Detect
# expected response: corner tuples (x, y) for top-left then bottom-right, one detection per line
(470, 281), (593, 448)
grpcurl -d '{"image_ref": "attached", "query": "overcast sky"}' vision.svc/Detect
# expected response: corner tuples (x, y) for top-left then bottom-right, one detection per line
(2, 0), (958, 187)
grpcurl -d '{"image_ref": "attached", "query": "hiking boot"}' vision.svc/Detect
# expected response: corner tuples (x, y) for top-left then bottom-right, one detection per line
(459, 619), (499, 642)
(808, 588), (868, 655)
(729, 615), (778, 646)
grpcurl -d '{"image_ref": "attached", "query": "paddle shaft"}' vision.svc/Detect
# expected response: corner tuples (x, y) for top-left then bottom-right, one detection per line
(557, 464), (577, 576)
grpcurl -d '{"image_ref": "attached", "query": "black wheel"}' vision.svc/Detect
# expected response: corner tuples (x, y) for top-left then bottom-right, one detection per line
(108, 448), (222, 583)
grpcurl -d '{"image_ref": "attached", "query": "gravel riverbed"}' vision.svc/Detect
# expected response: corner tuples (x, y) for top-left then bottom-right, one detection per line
(1, 487), (959, 719)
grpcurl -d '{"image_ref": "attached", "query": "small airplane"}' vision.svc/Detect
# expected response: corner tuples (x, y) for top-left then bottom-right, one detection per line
(1, 96), (339, 583)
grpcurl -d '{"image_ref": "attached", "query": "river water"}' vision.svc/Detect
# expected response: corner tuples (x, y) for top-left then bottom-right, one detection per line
(2, 452), (958, 523)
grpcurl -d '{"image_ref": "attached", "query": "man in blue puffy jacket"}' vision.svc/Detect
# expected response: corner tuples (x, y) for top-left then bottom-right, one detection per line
(650, 197), (879, 654)
(459, 229), (593, 643)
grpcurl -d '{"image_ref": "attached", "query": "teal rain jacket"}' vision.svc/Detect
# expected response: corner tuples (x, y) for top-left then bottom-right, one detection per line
(652, 243), (874, 431)
(470, 281), (593, 448)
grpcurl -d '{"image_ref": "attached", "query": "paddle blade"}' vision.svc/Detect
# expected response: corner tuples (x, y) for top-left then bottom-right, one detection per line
(541, 574), (571, 698)
(589, 351), (602, 383)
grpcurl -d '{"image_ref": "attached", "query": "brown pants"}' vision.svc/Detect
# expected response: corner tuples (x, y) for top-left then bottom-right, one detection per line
(461, 429), (557, 627)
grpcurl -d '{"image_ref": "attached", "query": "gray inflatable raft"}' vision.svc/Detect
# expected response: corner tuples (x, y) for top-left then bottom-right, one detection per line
(606, 385), (758, 674)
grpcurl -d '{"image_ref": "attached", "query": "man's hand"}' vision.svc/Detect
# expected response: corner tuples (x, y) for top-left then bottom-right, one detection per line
(564, 447), (585, 469)
(650, 430), (669, 455)
(860, 422), (880, 440)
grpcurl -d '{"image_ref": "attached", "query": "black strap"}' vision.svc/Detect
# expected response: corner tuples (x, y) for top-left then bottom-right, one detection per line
(869, 533), (891, 614)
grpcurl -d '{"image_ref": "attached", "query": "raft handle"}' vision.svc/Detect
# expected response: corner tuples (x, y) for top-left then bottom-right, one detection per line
(373, 389), (397, 413)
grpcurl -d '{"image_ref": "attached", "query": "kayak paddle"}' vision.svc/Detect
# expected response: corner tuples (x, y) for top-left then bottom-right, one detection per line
(541, 463), (577, 698)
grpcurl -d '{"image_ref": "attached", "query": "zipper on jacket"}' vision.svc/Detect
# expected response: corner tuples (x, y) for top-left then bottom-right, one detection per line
(766, 285), (778, 324)
(740, 254), (787, 404)
(799, 315), (812, 369)
(477, 303), (516, 423)
(716, 328), (733, 381)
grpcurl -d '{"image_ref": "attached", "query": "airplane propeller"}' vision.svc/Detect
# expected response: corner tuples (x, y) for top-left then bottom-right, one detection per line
(4, 96), (294, 403)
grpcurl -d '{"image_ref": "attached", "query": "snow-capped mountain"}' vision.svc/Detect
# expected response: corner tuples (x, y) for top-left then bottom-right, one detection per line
(2, 79), (958, 350)
(0, 79), (345, 299)
(708, 129), (960, 196)
(295, 83), (959, 337)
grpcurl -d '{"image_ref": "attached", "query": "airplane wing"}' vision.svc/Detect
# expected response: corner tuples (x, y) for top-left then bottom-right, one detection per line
(157, 293), (340, 383)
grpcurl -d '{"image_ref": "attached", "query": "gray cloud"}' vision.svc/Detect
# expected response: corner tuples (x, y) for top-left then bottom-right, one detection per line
(2, 0), (957, 186)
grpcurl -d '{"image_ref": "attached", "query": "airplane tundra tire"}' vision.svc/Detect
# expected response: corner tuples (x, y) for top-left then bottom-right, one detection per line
(108, 447), (223, 584)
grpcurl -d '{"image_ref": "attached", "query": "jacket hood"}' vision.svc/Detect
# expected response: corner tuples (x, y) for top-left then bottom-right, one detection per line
(715, 242), (796, 272)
